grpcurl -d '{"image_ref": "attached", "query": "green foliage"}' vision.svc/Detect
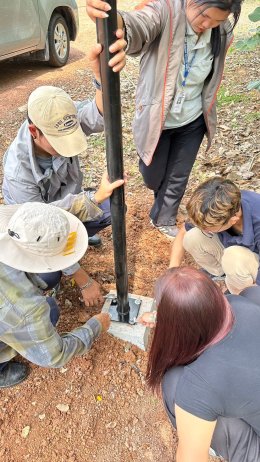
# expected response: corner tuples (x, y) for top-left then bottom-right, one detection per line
(235, 7), (260, 51)
(244, 111), (260, 123)
(249, 7), (260, 22)
(217, 87), (247, 107)
(236, 30), (260, 51)
(234, 7), (260, 91)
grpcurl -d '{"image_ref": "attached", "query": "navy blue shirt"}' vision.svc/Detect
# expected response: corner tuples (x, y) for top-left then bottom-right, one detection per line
(186, 191), (260, 284)
(218, 191), (260, 284)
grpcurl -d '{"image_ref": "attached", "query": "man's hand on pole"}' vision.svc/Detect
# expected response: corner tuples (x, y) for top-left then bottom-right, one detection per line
(94, 171), (127, 204)
(88, 30), (126, 114)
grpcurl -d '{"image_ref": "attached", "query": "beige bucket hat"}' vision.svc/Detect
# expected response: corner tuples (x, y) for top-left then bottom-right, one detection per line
(0, 203), (88, 273)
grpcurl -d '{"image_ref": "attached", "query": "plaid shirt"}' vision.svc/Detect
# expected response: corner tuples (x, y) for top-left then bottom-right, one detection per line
(0, 262), (102, 367)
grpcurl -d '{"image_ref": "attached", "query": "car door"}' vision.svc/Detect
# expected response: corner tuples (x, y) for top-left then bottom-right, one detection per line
(0, 0), (41, 58)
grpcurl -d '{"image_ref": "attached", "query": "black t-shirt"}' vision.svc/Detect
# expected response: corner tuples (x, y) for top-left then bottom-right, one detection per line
(175, 295), (260, 435)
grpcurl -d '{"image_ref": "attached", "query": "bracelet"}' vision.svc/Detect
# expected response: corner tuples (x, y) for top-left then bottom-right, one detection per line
(93, 78), (102, 91)
(88, 190), (101, 206)
(79, 277), (94, 291)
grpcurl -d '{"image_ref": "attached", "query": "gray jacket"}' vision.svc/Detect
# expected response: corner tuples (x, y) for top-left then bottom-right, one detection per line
(2, 99), (104, 276)
(120, 0), (233, 166)
(3, 99), (103, 214)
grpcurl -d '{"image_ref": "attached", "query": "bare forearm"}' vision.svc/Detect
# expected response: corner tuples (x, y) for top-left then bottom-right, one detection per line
(95, 87), (103, 115)
(169, 226), (186, 268)
(72, 267), (91, 288)
(176, 447), (209, 462)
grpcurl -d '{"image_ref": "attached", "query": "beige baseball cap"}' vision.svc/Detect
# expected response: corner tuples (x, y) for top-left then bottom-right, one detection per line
(0, 202), (88, 273)
(28, 86), (88, 157)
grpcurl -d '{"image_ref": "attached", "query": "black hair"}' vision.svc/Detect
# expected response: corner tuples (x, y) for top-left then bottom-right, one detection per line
(27, 115), (43, 136)
(184, 0), (243, 56)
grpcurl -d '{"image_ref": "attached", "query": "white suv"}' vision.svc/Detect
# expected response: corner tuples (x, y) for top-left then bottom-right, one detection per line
(0, 0), (79, 67)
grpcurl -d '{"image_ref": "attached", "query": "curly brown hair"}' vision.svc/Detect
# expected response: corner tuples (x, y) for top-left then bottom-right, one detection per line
(186, 177), (241, 228)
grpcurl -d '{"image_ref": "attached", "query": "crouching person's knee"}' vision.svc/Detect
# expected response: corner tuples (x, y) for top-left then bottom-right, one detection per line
(222, 246), (257, 275)
(222, 246), (259, 294)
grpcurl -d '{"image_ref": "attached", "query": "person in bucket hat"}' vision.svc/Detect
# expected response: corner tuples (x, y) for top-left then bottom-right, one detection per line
(0, 202), (111, 388)
(2, 40), (126, 307)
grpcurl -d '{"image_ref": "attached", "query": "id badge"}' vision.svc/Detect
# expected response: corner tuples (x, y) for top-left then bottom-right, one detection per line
(172, 90), (185, 114)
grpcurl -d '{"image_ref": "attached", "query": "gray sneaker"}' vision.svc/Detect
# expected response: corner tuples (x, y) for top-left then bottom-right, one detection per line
(88, 234), (102, 247)
(150, 220), (178, 239)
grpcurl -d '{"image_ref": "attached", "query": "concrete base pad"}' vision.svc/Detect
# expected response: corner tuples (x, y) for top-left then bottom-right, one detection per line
(102, 291), (155, 351)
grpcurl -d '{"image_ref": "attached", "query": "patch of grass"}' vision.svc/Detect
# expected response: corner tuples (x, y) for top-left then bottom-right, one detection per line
(88, 133), (105, 149)
(244, 111), (260, 122)
(217, 87), (247, 107)
(192, 161), (209, 183)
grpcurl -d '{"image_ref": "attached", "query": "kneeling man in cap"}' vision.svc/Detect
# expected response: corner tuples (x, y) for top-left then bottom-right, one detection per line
(2, 38), (126, 307)
(0, 202), (111, 388)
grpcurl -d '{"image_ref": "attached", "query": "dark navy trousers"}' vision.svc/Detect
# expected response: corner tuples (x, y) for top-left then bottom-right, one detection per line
(139, 115), (207, 226)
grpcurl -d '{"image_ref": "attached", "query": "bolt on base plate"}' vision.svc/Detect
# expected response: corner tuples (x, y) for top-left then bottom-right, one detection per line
(102, 291), (156, 350)
(106, 295), (142, 324)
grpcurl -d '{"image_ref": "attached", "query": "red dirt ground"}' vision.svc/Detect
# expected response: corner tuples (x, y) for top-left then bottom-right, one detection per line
(0, 2), (178, 461)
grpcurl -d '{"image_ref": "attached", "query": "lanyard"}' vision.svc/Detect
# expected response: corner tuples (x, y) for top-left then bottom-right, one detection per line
(182, 36), (197, 87)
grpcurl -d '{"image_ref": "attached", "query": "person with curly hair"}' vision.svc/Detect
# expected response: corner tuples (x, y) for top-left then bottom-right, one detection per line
(169, 177), (260, 294)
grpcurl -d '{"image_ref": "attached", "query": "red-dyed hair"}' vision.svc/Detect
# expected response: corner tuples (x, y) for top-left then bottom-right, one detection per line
(146, 267), (234, 391)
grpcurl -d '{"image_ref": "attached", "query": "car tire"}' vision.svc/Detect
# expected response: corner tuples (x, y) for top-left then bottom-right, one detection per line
(48, 14), (70, 67)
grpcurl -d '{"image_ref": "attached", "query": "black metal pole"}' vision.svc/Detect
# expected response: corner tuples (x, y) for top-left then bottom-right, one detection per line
(96, 2), (130, 322)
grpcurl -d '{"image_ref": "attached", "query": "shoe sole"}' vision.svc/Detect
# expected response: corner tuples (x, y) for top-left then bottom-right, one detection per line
(88, 241), (102, 248)
(150, 220), (177, 239)
(0, 374), (29, 388)
(156, 228), (177, 240)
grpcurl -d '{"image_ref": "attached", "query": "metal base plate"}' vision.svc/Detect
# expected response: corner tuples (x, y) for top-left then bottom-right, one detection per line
(106, 295), (142, 324)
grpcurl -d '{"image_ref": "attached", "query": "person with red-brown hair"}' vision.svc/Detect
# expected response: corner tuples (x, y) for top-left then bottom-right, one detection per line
(139, 267), (260, 461)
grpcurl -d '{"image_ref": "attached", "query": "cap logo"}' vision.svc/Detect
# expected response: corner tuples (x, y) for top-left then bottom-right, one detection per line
(63, 231), (77, 256)
(64, 120), (76, 128)
(54, 114), (77, 132)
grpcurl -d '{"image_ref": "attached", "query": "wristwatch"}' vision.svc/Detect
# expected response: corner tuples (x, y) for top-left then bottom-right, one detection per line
(93, 78), (102, 91)
(88, 190), (101, 206)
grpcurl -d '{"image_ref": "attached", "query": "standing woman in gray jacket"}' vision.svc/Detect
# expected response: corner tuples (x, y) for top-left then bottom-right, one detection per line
(86, 0), (243, 238)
